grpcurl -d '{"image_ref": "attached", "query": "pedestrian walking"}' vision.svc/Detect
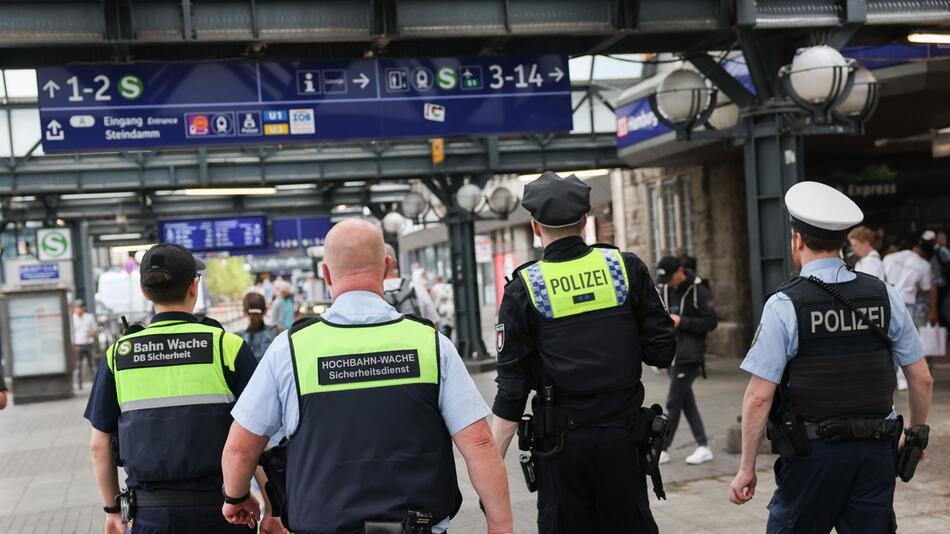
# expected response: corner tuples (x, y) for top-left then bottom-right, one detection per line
(729, 182), (933, 534)
(490, 171), (676, 533)
(383, 243), (441, 326)
(654, 256), (718, 466)
(220, 220), (513, 534)
(238, 292), (278, 361)
(849, 225), (885, 279)
(71, 299), (98, 389)
(84, 243), (259, 534)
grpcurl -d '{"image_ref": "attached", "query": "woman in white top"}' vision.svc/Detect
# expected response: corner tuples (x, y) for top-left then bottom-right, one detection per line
(848, 226), (885, 279)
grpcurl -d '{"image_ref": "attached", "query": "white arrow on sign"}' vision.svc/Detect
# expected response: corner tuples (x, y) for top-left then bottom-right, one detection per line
(48, 120), (62, 133)
(353, 73), (370, 90)
(547, 67), (564, 83)
(43, 80), (60, 98)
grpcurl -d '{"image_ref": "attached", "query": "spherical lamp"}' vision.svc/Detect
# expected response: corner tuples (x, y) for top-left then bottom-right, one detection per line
(455, 184), (484, 213)
(707, 91), (740, 130)
(381, 212), (405, 234)
(787, 46), (850, 103)
(486, 185), (518, 215)
(655, 69), (712, 123)
(835, 67), (877, 116)
(400, 191), (428, 219)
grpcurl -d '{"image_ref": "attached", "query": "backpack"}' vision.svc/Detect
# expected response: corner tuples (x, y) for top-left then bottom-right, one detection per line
(384, 278), (421, 316)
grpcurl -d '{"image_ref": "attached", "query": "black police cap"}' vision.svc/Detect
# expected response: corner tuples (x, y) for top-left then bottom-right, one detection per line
(521, 171), (591, 227)
(140, 243), (206, 288)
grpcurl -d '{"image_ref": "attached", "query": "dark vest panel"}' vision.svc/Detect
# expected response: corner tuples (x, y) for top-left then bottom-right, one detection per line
(286, 327), (459, 533)
(781, 273), (895, 422)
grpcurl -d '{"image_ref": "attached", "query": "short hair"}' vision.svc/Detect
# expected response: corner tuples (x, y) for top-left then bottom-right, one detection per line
(797, 231), (846, 253)
(848, 226), (874, 244)
(140, 271), (191, 304)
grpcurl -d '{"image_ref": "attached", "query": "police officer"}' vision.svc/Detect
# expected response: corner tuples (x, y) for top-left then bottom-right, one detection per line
(85, 244), (259, 534)
(729, 181), (933, 533)
(220, 219), (513, 534)
(490, 171), (677, 533)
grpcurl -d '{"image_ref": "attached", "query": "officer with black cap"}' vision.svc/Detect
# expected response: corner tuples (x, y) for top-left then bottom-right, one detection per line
(730, 181), (933, 533)
(85, 243), (259, 534)
(490, 171), (676, 533)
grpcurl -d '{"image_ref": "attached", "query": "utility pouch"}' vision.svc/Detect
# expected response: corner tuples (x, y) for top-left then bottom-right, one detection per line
(117, 489), (135, 525)
(520, 453), (538, 493)
(259, 442), (288, 524)
(517, 415), (535, 452)
(768, 412), (811, 458)
(897, 424), (930, 483)
(363, 511), (433, 534)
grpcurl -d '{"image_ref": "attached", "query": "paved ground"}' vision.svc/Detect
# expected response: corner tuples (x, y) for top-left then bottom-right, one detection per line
(1, 356), (948, 533)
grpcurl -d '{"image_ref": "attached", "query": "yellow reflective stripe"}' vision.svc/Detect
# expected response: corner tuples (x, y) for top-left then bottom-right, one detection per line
(291, 319), (439, 395)
(119, 393), (235, 412)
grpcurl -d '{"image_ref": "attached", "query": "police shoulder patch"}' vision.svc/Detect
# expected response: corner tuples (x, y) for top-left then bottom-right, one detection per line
(495, 323), (506, 353)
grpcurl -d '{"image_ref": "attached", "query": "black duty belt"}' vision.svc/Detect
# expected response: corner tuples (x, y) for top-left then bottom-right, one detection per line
(804, 418), (901, 442)
(134, 489), (223, 508)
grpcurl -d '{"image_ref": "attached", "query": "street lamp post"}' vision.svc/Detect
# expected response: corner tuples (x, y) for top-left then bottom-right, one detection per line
(648, 44), (878, 322)
(391, 177), (518, 359)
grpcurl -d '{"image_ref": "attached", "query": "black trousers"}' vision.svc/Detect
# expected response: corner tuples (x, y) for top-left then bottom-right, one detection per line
(767, 440), (897, 534)
(663, 363), (707, 450)
(535, 428), (658, 534)
(73, 344), (95, 388)
(131, 505), (255, 534)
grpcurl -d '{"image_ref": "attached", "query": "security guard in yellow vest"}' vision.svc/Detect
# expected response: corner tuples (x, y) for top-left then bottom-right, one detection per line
(85, 244), (258, 534)
(220, 219), (513, 534)
(490, 171), (677, 533)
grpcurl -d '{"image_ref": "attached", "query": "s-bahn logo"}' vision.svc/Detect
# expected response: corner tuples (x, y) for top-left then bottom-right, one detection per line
(37, 228), (73, 261)
(117, 341), (133, 356)
(118, 75), (143, 100)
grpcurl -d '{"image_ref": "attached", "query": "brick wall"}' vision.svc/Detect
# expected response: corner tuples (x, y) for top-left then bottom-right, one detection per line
(620, 162), (754, 358)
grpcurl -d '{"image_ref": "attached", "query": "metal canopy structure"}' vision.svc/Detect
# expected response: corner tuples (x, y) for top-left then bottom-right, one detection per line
(0, 0), (946, 67)
(0, 135), (620, 196)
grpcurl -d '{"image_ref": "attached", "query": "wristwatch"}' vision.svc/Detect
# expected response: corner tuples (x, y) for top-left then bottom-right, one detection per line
(103, 503), (121, 514)
(222, 484), (250, 505)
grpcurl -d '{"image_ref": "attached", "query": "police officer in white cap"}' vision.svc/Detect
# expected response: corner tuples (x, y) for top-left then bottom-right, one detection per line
(729, 181), (933, 533)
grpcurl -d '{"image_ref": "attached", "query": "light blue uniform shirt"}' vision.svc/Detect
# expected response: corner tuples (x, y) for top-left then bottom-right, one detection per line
(741, 258), (924, 417)
(232, 290), (490, 534)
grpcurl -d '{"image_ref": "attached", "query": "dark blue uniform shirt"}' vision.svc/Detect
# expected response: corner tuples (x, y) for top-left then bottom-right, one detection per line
(84, 311), (258, 491)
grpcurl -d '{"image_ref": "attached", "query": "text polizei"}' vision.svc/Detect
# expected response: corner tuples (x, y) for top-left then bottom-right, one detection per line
(809, 306), (885, 334)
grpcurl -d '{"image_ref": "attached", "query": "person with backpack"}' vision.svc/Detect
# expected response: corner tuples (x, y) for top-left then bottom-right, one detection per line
(383, 244), (440, 325)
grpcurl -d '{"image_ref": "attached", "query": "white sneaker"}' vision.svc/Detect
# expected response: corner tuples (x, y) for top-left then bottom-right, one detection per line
(685, 446), (714, 465)
(658, 451), (670, 465)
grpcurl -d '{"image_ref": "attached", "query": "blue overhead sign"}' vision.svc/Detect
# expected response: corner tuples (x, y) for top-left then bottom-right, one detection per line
(159, 215), (267, 253)
(18, 263), (60, 281)
(36, 55), (571, 152)
(272, 217), (333, 250)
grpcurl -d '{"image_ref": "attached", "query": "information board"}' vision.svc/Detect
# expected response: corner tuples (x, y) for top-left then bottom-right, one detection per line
(159, 215), (267, 253)
(7, 293), (69, 377)
(36, 55), (571, 152)
(18, 263), (60, 281)
(272, 217), (333, 250)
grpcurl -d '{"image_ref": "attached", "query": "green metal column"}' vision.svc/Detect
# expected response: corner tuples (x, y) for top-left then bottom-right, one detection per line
(742, 116), (803, 324)
(446, 210), (487, 359)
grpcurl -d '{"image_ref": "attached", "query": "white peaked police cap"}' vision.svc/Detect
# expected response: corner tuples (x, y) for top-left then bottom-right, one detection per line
(785, 181), (864, 239)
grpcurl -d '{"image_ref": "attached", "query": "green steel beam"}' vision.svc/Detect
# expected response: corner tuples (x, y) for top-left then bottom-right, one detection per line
(0, 134), (622, 196)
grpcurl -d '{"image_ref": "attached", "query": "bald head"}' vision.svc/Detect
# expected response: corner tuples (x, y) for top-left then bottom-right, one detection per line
(323, 219), (389, 298)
